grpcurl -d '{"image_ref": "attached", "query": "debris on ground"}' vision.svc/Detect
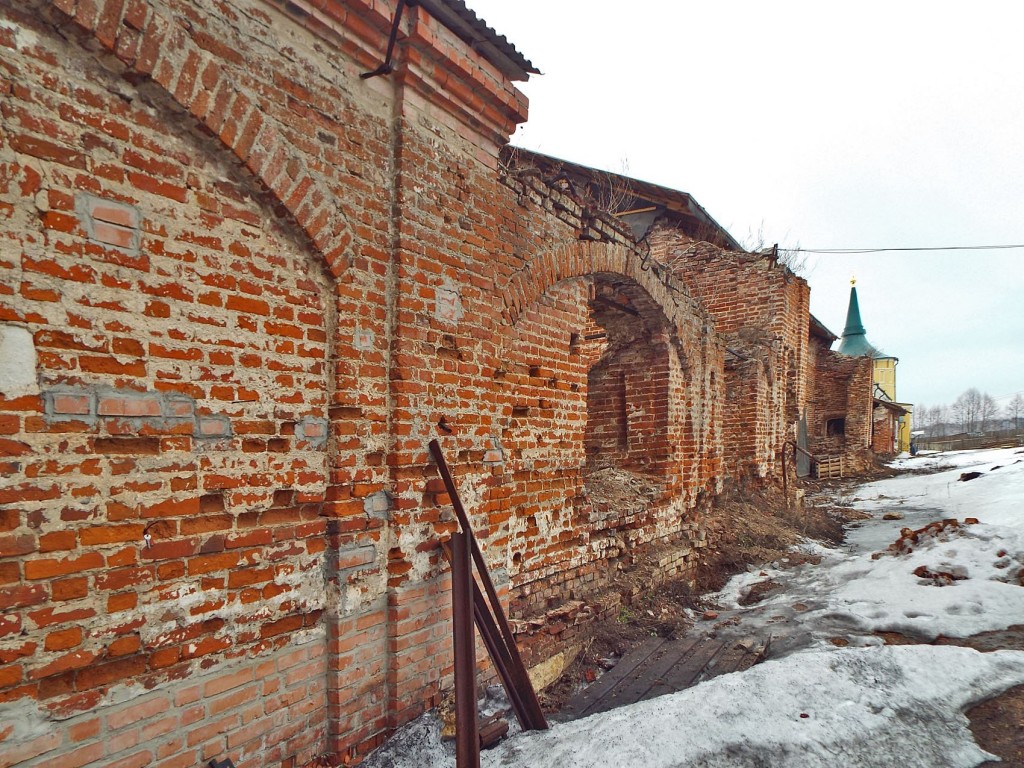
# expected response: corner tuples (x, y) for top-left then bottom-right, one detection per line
(878, 517), (979, 557)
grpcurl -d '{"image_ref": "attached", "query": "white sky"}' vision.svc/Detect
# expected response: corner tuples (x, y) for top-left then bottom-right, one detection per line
(466, 0), (1024, 410)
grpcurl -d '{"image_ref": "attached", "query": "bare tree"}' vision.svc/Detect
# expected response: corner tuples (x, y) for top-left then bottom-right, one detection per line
(917, 405), (933, 436)
(1007, 393), (1024, 432)
(777, 247), (809, 277)
(979, 392), (999, 433)
(742, 225), (807, 276)
(952, 388), (982, 434)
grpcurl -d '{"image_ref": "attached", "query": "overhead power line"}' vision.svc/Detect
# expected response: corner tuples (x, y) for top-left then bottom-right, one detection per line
(790, 243), (1024, 254)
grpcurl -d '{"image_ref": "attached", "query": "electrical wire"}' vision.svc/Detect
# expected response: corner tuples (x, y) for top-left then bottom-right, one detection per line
(790, 244), (1024, 254)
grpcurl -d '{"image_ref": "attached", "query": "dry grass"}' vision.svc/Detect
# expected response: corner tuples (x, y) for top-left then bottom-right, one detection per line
(689, 481), (845, 594)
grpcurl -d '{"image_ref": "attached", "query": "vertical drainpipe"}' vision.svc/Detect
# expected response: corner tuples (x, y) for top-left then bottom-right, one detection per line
(381, 0), (410, 731)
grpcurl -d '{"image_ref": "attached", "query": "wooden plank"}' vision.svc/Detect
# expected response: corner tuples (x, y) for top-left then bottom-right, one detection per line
(586, 643), (677, 714)
(700, 642), (753, 681)
(562, 636), (666, 719)
(561, 633), (773, 719)
(648, 638), (728, 696)
(733, 636), (770, 673)
(815, 455), (843, 479)
(612, 634), (703, 706)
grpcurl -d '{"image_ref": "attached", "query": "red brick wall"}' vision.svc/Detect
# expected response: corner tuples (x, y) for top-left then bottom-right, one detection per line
(491, 273), (718, 638)
(872, 405), (898, 455)
(1, 1), (344, 764)
(0, 1), (730, 765)
(806, 339), (874, 471)
(650, 236), (810, 483)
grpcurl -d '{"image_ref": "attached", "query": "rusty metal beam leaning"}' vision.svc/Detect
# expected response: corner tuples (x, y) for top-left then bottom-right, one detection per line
(429, 439), (549, 731)
(451, 531), (480, 768)
(441, 539), (531, 730)
(442, 536), (536, 729)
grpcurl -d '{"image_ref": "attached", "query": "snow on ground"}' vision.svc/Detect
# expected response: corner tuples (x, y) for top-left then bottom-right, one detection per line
(486, 646), (1024, 768)
(365, 447), (1024, 768)
(716, 446), (1024, 643)
(865, 446), (1024, 528)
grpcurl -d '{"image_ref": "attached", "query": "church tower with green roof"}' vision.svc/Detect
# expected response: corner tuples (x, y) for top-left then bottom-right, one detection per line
(836, 279), (912, 452)
(837, 280), (883, 359)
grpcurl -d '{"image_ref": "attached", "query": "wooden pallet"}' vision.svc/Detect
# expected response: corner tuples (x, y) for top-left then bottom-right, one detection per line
(560, 633), (769, 720)
(814, 455), (844, 479)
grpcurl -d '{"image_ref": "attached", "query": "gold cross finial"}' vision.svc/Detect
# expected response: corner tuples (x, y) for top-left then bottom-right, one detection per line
(851, 276), (856, 286)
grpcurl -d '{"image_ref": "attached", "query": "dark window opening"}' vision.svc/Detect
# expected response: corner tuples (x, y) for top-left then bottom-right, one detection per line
(826, 417), (846, 437)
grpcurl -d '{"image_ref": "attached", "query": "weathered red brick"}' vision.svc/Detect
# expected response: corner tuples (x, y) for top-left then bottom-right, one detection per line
(24, 551), (104, 580)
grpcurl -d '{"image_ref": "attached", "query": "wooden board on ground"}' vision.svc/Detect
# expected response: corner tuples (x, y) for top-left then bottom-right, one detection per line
(561, 634), (769, 720)
(559, 636), (665, 720)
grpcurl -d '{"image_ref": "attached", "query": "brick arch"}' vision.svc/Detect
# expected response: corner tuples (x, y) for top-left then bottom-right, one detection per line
(44, 0), (353, 278)
(491, 240), (725, 641)
(499, 240), (709, 340)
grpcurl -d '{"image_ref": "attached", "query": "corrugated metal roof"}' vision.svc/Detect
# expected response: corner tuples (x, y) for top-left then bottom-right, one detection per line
(420, 0), (540, 80)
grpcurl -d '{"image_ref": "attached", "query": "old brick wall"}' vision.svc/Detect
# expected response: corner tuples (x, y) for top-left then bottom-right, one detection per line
(650, 235), (810, 483)
(806, 339), (874, 472)
(0, 0), (732, 765)
(491, 268), (721, 649)
(0, 0), (356, 764)
(872, 405), (897, 455)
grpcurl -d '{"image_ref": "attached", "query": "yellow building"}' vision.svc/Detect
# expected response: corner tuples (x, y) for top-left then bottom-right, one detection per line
(837, 281), (913, 454)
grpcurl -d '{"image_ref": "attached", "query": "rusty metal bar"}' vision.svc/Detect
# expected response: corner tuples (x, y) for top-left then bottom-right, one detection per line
(441, 540), (531, 730)
(451, 531), (480, 768)
(429, 439), (548, 731)
(360, 0), (410, 79)
(789, 440), (816, 461)
(592, 294), (640, 317)
(781, 442), (789, 508)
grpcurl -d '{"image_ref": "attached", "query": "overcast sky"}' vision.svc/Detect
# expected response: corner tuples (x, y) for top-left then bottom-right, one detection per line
(466, 0), (1024, 412)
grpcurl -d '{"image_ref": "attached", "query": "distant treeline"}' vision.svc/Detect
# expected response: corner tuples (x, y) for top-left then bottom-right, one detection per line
(914, 388), (1023, 437)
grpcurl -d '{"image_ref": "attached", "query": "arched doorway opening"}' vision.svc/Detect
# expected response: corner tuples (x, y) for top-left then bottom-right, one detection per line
(496, 271), (697, 641)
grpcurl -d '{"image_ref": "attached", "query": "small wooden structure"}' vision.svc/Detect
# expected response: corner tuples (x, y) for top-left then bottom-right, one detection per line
(814, 455), (844, 479)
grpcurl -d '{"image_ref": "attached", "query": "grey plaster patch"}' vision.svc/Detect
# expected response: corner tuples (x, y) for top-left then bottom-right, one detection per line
(364, 490), (392, 519)
(434, 282), (464, 325)
(75, 192), (141, 254)
(295, 416), (329, 448)
(0, 325), (39, 398)
(353, 325), (375, 351)
(482, 436), (505, 465)
(0, 698), (53, 744)
(195, 415), (232, 439)
(336, 543), (378, 575)
(162, 394), (195, 420)
(490, 567), (510, 588)
(42, 389), (97, 424)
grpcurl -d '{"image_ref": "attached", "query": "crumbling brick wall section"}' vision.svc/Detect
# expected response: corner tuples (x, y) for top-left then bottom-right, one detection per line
(806, 341), (874, 472)
(489, 264), (722, 664)
(649, 233), (809, 484)
(872, 405), (898, 455)
(0, 0), (730, 764)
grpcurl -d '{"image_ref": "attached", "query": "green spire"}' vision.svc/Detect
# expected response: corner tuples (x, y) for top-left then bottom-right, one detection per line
(837, 281), (881, 357)
(842, 284), (866, 337)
